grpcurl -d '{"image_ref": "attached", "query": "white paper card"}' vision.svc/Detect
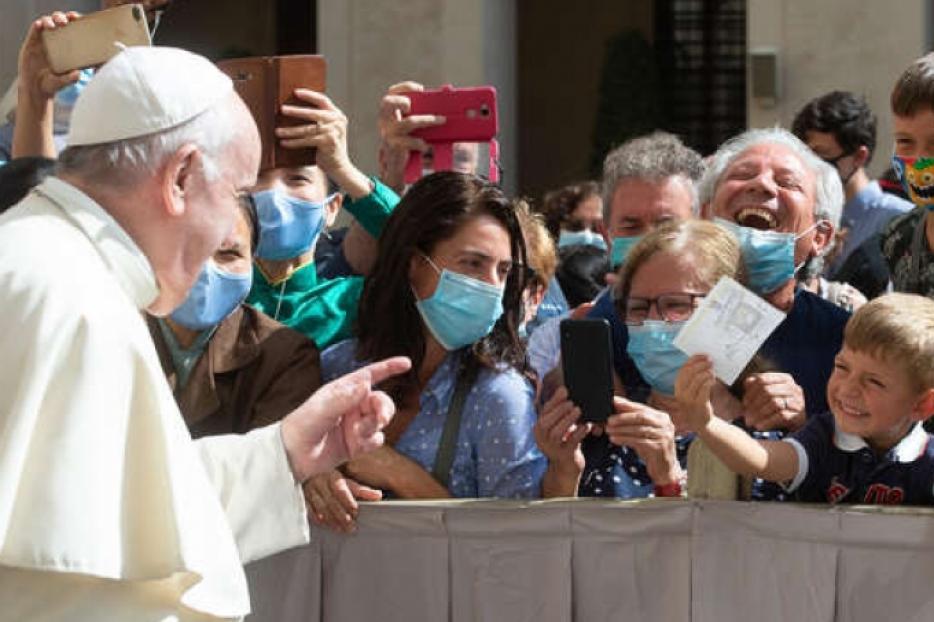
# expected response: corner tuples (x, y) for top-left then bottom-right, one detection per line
(673, 276), (785, 385)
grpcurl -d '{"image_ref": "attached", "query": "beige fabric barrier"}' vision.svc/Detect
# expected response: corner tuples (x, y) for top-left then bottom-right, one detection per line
(245, 499), (934, 622)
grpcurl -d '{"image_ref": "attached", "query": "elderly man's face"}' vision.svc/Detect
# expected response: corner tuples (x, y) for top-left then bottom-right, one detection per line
(708, 142), (827, 265)
(166, 98), (260, 309)
(607, 176), (694, 238)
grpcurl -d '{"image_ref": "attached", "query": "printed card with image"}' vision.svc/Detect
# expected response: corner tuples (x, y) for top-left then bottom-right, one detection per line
(673, 276), (785, 385)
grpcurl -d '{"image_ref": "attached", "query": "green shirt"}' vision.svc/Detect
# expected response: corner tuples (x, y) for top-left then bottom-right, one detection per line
(247, 262), (362, 350)
(246, 178), (398, 349)
(342, 177), (399, 238)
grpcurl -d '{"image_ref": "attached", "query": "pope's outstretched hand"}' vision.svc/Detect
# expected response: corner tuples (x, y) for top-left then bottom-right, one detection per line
(280, 356), (411, 484)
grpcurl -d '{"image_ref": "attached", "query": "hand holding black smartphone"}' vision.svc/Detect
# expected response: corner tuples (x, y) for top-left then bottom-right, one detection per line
(560, 318), (614, 423)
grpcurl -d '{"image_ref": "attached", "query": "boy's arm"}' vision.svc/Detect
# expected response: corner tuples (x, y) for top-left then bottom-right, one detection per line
(677, 355), (799, 483)
(694, 417), (799, 482)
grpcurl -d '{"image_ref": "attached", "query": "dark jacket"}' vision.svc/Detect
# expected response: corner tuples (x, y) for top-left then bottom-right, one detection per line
(148, 305), (321, 438)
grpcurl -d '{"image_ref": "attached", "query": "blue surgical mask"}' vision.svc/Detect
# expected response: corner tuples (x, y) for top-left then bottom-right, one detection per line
(170, 260), (252, 331)
(253, 188), (335, 260)
(610, 235), (643, 268)
(626, 320), (688, 396)
(53, 68), (94, 134)
(415, 257), (505, 350)
(714, 218), (821, 295)
(558, 229), (607, 251)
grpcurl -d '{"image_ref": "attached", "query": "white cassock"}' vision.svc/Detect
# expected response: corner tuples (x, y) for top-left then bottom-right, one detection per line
(0, 177), (309, 621)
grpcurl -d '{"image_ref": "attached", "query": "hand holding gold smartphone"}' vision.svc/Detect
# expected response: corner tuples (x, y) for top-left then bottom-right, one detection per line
(42, 4), (151, 74)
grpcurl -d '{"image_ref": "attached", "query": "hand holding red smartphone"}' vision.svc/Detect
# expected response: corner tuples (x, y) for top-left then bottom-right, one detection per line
(402, 84), (499, 184)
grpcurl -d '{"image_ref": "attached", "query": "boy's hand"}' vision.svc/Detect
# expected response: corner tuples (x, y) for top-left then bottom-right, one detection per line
(605, 397), (680, 486)
(674, 355), (717, 432)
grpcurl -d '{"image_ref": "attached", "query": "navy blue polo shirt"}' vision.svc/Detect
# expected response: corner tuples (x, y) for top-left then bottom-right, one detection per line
(785, 412), (934, 505)
(759, 290), (850, 416)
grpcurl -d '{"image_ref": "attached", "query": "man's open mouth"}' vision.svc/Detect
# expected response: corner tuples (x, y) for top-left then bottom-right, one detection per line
(735, 207), (779, 230)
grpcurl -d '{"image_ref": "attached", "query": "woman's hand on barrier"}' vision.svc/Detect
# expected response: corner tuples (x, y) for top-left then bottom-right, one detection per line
(605, 397), (681, 486)
(742, 372), (806, 433)
(303, 469), (382, 533)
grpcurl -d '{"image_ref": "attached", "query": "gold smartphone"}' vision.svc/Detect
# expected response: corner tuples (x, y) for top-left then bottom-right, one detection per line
(42, 4), (151, 74)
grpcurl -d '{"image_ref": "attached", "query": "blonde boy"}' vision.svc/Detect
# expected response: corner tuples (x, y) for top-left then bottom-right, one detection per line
(677, 293), (934, 504)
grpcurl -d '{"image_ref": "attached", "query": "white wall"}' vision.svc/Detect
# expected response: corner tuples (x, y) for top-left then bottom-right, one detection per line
(747, 0), (929, 176)
(318, 0), (517, 193)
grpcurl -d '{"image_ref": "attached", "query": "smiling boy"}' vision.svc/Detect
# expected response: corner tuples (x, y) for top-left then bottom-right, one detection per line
(675, 293), (934, 505)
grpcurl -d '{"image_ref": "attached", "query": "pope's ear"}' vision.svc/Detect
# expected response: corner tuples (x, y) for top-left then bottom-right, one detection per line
(160, 143), (200, 217)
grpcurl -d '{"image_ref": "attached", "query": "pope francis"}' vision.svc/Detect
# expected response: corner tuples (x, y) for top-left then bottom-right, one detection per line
(0, 46), (409, 621)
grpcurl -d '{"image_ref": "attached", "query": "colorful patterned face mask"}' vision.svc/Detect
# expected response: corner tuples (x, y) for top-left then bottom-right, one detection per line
(892, 155), (934, 209)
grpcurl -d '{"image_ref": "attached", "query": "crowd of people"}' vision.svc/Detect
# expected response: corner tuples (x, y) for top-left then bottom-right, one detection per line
(1, 4), (934, 620)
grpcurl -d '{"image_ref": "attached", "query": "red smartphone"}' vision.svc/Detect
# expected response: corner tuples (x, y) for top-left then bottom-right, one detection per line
(406, 85), (497, 141)
(403, 85), (498, 184)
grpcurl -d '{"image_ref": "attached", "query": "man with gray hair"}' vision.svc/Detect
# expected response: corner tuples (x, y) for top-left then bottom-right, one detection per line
(699, 126), (850, 431)
(0, 40), (408, 621)
(601, 131), (705, 269)
(532, 132), (704, 498)
(581, 131), (704, 391)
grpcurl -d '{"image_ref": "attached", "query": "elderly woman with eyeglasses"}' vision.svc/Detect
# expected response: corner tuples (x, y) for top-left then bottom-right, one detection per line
(536, 219), (751, 499)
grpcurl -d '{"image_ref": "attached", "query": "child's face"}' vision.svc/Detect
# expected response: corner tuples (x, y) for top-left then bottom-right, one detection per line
(827, 346), (930, 453)
(893, 108), (934, 158)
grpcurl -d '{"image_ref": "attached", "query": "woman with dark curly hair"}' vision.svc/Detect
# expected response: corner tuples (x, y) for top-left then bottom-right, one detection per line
(307, 171), (547, 531)
(540, 180), (606, 249)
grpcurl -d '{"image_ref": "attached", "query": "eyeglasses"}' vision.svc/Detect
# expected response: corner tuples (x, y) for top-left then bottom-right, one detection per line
(622, 293), (706, 326)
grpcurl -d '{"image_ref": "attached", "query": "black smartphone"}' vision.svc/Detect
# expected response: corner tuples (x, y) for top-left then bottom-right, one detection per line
(560, 318), (614, 423)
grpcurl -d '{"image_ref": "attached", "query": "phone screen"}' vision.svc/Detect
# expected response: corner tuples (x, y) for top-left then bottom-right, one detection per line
(560, 318), (614, 423)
